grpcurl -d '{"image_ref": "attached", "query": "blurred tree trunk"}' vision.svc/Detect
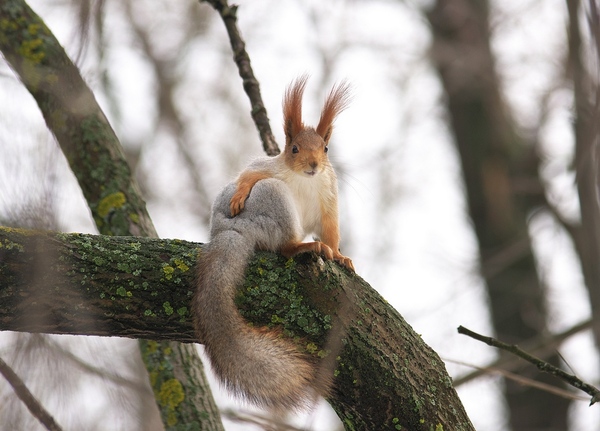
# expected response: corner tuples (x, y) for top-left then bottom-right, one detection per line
(566, 0), (600, 352)
(427, 1), (570, 429)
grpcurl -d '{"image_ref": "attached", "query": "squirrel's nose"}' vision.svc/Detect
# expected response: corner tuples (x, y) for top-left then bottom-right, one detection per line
(309, 161), (318, 169)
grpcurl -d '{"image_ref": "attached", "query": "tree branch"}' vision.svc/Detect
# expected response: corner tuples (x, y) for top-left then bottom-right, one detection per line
(0, 355), (63, 431)
(458, 325), (600, 405)
(454, 319), (592, 386)
(202, 0), (280, 156)
(0, 227), (475, 430)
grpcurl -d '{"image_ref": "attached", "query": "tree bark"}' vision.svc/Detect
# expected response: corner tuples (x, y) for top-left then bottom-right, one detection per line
(0, 227), (475, 431)
(427, 0), (570, 429)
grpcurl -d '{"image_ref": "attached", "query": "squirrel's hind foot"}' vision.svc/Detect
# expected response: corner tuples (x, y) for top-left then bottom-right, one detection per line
(281, 240), (334, 261)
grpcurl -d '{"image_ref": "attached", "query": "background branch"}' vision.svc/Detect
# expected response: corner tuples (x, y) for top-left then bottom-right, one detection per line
(0, 356), (63, 431)
(454, 319), (592, 386)
(458, 325), (600, 405)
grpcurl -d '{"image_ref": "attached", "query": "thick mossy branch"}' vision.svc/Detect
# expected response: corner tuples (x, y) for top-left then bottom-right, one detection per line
(0, 227), (474, 430)
(0, 227), (197, 340)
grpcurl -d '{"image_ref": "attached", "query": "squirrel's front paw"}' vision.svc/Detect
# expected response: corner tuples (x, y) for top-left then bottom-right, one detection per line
(229, 192), (247, 217)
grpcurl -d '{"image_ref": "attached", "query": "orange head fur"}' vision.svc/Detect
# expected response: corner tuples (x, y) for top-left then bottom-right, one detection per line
(282, 76), (351, 175)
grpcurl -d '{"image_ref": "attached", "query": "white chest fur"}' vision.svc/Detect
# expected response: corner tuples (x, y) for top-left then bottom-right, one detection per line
(285, 174), (325, 237)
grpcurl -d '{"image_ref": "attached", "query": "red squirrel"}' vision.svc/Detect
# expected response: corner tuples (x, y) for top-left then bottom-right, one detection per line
(230, 76), (353, 271)
(194, 76), (353, 412)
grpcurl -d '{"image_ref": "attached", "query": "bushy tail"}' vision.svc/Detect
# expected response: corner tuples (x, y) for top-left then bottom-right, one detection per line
(194, 230), (322, 411)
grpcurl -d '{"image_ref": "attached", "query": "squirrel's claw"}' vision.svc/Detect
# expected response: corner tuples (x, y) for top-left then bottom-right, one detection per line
(333, 252), (354, 272)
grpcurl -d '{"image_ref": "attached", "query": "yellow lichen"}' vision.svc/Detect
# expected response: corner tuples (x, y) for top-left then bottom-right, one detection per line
(97, 192), (127, 217)
(167, 411), (178, 427)
(162, 265), (175, 280)
(0, 19), (18, 32)
(146, 340), (159, 354)
(173, 258), (189, 272)
(19, 38), (45, 63)
(157, 378), (185, 426)
(149, 371), (158, 388)
(0, 239), (24, 252)
(27, 23), (41, 35)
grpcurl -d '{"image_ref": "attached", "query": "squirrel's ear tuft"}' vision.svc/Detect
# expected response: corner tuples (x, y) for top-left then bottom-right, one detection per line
(316, 81), (351, 144)
(283, 75), (309, 145)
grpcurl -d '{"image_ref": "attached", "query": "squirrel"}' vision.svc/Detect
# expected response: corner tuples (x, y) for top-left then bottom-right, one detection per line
(193, 76), (354, 412)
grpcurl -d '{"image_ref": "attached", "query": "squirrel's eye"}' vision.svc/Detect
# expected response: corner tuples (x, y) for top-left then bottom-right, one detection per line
(324, 146), (329, 153)
(292, 145), (299, 154)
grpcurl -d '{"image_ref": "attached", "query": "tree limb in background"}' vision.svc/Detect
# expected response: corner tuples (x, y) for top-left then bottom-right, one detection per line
(0, 227), (476, 431)
(566, 0), (600, 351)
(202, 0), (280, 156)
(454, 319), (592, 386)
(0, 356), (63, 431)
(458, 325), (600, 405)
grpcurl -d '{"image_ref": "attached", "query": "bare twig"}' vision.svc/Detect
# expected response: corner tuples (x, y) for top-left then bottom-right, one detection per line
(0, 356), (63, 431)
(454, 319), (592, 386)
(458, 325), (600, 405)
(202, 0), (280, 156)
